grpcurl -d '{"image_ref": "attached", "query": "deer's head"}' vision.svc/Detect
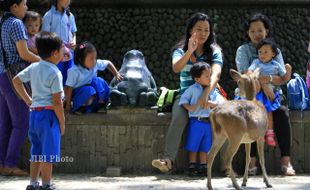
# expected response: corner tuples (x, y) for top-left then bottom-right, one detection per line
(230, 69), (260, 101)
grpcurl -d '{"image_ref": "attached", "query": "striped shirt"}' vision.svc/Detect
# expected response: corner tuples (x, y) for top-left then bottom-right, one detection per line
(172, 47), (223, 94)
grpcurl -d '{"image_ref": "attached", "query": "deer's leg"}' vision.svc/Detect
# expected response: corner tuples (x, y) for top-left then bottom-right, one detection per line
(242, 143), (251, 187)
(207, 134), (226, 190)
(226, 137), (243, 190)
(257, 139), (272, 188)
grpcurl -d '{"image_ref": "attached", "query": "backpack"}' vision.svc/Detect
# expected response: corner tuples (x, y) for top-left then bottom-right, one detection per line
(287, 73), (309, 110)
(157, 87), (179, 112)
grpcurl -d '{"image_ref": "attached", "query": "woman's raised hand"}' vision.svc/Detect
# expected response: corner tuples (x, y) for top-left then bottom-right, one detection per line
(188, 33), (198, 53)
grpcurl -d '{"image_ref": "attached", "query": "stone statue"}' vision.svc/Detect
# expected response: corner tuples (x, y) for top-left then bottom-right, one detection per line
(110, 50), (158, 106)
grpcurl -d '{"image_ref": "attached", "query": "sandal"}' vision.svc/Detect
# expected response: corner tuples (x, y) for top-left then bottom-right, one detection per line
(265, 129), (276, 146)
(152, 159), (172, 173)
(1, 167), (29, 176)
(281, 164), (296, 176)
(248, 166), (258, 176)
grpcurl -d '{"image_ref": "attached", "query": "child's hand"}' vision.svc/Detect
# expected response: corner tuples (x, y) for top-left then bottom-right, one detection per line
(206, 100), (216, 109)
(115, 72), (124, 81)
(69, 39), (76, 49)
(187, 104), (198, 112)
(59, 124), (65, 136)
(26, 98), (32, 107)
(65, 104), (72, 114)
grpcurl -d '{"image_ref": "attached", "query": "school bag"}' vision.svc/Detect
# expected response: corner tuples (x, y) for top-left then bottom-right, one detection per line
(157, 87), (179, 112)
(287, 73), (309, 110)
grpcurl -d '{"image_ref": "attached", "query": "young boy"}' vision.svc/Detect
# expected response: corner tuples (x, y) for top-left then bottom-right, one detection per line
(248, 38), (287, 146)
(179, 62), (225, 177)
(13, 31), (65, 190)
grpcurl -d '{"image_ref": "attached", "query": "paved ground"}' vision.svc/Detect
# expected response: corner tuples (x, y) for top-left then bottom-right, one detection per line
(1, 174), (310, 190)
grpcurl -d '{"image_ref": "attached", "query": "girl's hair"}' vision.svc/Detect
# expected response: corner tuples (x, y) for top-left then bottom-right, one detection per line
(0, 0), (23, 12)
(173, 12), (217, 64)
(74, 41), (97, 68)
(244, 13), (274, 42)
(22, 11), (42, 24)
(49, 0), (71, 16)
(257, 38), (278, 57)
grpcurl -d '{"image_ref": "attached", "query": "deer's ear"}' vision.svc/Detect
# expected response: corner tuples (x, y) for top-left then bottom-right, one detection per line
(253, 68), (260, 79)
(230, 69), (241, 81)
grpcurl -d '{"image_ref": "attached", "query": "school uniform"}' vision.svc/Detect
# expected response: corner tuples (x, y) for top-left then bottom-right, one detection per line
(17, 60), (63, 163)
(66, 59), (110, 112)
(179, 83), (225, 153)
(248, 58), (286, 112)
(42, 5), (77, 85)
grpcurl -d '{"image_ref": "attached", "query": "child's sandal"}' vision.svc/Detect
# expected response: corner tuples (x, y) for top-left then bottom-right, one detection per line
(265, 130), (276, 146)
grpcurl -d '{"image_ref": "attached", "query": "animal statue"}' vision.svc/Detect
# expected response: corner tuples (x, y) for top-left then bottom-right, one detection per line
(109, 50), (158, 107)
(207, 69), (272, 190)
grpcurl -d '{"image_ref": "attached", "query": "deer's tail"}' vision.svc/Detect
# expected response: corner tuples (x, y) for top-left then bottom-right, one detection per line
(210, 111), (221, 134)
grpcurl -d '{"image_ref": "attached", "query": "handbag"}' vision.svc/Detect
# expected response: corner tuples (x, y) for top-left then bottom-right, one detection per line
(6, 62), (32, 97)
(0, 13), (32, 98)
(157, 87), (179, 112)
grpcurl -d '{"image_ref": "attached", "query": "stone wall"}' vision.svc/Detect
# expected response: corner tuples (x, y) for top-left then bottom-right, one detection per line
(20, 109), (310, 175)
(25, 2), (310, 98)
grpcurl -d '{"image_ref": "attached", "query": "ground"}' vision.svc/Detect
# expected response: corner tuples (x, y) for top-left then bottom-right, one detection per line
(1, 174), (310, 190)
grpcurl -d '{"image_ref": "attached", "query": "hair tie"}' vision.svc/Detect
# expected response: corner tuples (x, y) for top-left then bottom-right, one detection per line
(80, 44), (86, 49)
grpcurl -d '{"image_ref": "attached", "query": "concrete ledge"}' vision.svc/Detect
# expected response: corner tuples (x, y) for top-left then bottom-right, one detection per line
(20, 109), (310, 175)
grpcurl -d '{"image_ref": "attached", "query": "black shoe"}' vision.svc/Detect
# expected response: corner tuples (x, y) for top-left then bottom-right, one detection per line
(26, 185), (40, 190)
(96, 102), (110, 113)
(188, 162), (198, 177)
(74, 106), (86, 115)
(40, 184), (58, 190)
(197, 164), (208, 177)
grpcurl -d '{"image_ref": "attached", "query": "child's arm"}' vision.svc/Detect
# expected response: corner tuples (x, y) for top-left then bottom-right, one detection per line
(12, 76), (32, 106)
(107, 61), (123, 81)
(182, 103), (198, 112)
(52, 92), (65, 136)
(69, 33), (76, 49)
(260, 63), (292, 85)
(64, 86), (73, 113)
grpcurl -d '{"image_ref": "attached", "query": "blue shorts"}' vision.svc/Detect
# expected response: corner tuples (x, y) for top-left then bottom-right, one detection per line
(29, 110), (60, 163)
(185, 117), (212, 153)
(72, 77), (110, 112)
(255, 91), (281, 112)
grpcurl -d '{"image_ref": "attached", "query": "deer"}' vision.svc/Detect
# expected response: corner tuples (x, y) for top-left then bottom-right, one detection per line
(207, 69), (272, 190)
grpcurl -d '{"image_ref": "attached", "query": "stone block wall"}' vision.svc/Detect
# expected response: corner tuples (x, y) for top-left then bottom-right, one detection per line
(23, 2), (310, 98)
(71, 7), (309, 99)
(20, 109), (310, 175)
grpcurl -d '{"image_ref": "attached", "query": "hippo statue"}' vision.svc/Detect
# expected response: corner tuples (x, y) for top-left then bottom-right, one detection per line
(109, 50), (158, 107)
